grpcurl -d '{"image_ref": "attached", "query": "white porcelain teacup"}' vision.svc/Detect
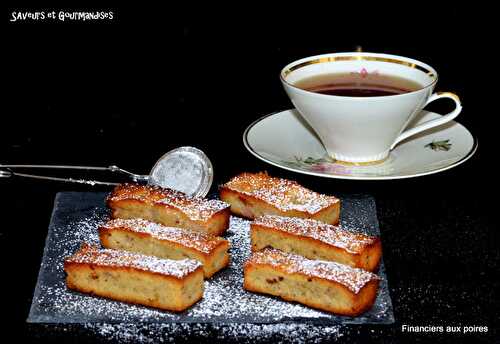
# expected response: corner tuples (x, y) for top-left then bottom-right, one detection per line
(281, 52), (462, 163)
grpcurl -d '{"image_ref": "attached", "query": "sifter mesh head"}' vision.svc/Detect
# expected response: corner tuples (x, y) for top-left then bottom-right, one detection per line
(148, 146), (213, 198)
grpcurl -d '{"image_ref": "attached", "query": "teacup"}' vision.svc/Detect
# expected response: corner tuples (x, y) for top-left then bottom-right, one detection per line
(280, 52), (462, 163)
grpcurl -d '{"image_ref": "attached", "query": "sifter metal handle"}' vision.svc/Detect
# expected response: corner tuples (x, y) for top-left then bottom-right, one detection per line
(0, 146), (212, 196)
(0, 164), (148, 186)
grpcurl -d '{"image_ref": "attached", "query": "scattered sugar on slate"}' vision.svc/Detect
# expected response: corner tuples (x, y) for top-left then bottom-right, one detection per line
(29, 192), (393, 341)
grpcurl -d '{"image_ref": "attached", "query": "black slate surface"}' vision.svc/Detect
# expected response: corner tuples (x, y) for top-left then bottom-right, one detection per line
(28, 192), (393, 325)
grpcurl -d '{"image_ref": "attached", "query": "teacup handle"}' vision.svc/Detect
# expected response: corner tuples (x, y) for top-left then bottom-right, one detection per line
(390, 92), (462, 150)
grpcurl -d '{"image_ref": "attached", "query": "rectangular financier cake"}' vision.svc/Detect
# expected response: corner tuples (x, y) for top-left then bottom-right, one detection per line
(243, 248), (380, 316)
(99, 218), (230, 278)
(107, 183), (230, 236)
(220, 172), (340, 224)
(64, 243), (204, 312)
(251, 215), (382, 271)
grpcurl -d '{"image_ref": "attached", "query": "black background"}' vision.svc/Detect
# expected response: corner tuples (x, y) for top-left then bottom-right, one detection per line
(3, 5), (498, 343)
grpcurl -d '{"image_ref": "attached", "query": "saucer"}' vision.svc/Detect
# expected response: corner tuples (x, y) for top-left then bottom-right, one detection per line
(243, 109), (477, 180)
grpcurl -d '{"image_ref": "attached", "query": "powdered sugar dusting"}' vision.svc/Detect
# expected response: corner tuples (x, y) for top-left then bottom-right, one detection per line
(102, 218), (224, 254)
(157, 193), (228, 222)
(222, 172), (339, 214)
(28, 192), (393, 337)
(109, 184), (229, 221)
(254, 215), (377, 254)
(247, 248), (379, 294)
(72, 322), (345, 343)
(66, 244), (202, 278)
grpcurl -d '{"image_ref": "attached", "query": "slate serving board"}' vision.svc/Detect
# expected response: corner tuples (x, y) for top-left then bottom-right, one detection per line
(28, 192), (394, 324)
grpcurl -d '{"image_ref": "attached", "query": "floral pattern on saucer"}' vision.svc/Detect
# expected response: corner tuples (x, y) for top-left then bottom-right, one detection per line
(425, 139), (452, 151)
(281, 155), (397, 177)
(244, 109), (476, 180)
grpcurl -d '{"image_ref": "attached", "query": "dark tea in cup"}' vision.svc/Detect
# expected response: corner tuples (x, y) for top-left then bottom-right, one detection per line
(293, 72), (423, 97)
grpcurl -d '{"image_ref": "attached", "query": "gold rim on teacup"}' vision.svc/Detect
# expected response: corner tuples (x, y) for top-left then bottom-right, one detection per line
(280, 52), (439, 97)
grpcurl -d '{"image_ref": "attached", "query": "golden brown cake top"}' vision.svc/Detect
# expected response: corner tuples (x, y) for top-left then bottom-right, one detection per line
(253, 215), (377, 254)
(246, 248), (379, 294)
(101, 218), (227, 254)
(108, 183), (229, 221)
(65, 243), (202, 279)
(221, 172), (339, 214)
